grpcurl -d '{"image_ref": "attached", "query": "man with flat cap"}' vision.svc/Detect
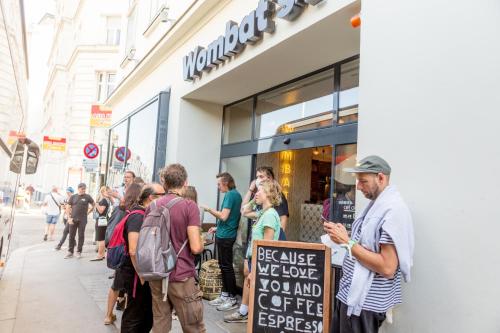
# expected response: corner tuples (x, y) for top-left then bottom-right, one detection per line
(65, 183), (95, 259)
(324, 155), (414, 333)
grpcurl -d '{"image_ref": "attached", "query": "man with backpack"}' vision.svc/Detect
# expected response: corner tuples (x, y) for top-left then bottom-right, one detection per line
(42, 186), (65, 241)
(141, 164), (205, 333)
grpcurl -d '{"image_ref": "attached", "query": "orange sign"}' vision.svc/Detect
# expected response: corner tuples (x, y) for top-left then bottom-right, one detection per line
(43, 136), (66, 151)
(90, 105), (112, 127)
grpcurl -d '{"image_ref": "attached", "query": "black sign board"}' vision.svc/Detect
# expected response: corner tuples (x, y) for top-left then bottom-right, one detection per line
(248, 240), (331, 333)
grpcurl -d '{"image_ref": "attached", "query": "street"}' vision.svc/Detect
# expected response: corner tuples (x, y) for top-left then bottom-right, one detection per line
(0, 210), (246, 333)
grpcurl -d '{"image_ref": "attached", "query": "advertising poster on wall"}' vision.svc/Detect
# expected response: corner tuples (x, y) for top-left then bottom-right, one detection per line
(90, 105), (112, 127)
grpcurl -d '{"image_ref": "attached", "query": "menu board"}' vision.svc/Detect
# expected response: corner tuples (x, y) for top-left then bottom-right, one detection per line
(248, 240), (331, 333)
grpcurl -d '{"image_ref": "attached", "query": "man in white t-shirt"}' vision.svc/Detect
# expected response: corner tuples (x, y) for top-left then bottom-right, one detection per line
(42, 186), (65, 241)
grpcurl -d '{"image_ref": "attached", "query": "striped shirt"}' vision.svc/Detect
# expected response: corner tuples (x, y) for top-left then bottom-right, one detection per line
(337, 224), (402, 313)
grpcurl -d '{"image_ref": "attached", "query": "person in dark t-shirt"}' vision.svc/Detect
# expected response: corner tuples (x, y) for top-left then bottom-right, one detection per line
(241, 166), (289, 240)
(64, 183), (94, 259)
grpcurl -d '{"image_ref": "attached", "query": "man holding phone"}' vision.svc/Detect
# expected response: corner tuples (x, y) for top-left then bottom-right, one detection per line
(324, 156), (414, 333)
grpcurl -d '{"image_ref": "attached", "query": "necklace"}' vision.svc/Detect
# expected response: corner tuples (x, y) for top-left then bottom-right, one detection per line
(167, 190), (181, 197)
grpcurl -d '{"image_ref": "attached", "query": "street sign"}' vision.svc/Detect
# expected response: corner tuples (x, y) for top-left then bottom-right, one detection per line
(83, 143), (99, 159)
(115, 146), (131, 162)
(43, 136), (66, 151)
(82, 158), (99, 172)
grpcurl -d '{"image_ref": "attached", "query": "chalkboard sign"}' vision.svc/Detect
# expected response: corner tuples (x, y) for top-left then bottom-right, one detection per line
(248, 240), (331, 333)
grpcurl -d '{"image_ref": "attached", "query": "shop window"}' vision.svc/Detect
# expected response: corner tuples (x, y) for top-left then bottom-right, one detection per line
(108, 120), (128, 189)
(330, 144), (357, 232)
(255, 69), (334, 138)
(223, 98), (253, 144)
(106, 16), (121, 46)
(126, 102), (158, 182)
(339, 59), (359, 124)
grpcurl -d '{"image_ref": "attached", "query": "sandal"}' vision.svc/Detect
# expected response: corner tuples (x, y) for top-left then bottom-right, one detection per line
(104, 314), (116, 325)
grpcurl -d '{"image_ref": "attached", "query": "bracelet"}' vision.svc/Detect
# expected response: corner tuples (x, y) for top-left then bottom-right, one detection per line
(341, 239), (357, 259)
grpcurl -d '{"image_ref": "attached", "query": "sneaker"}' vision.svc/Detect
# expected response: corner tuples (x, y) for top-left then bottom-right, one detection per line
(208, 296), (225, 307)
(224, 311), (248, 323)
(64, 252), (73, 259)
(217, 298), (238, 311)
(75, 252), (82, 259)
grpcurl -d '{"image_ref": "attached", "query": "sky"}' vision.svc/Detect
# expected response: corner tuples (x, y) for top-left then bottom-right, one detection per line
(23, 0), (54, 137)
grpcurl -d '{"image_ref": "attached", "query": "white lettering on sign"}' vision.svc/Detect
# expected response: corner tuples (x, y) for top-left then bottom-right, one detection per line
(183, 0), (325, 81)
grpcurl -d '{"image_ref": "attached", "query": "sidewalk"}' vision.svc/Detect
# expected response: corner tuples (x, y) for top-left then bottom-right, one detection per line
(0, 240), (246, 332)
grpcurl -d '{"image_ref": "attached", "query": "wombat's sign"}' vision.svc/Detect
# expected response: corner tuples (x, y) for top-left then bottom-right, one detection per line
(248, 240), (331, 333)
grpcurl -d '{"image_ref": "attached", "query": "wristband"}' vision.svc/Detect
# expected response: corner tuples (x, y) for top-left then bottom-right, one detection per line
(341, 239), (357, 259)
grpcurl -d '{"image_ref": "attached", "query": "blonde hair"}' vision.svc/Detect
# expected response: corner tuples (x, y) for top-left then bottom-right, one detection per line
(98, 186), (110, 201)
(258, 180), (282, 207)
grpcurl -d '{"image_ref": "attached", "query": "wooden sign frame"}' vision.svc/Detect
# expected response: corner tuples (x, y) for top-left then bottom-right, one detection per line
(248, 240), (332, 333)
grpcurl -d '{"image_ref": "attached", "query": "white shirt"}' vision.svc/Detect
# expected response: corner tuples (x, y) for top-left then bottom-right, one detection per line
(43, 192), (65, 216)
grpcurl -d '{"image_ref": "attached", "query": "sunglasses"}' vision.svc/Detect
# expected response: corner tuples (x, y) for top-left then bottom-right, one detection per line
(152, 192), (166, 197)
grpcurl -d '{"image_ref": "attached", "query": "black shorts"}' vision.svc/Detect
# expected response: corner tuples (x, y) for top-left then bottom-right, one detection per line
(95, 219), (106, 241)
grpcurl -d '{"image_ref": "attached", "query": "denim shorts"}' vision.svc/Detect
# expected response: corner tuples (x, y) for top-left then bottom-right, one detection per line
(46, 215), (59, 224)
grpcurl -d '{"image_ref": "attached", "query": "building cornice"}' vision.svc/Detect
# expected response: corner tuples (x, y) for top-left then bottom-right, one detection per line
(44, 45), (119, 100)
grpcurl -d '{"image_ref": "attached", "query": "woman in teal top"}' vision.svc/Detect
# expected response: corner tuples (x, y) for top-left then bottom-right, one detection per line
(224, 179), (282, 323)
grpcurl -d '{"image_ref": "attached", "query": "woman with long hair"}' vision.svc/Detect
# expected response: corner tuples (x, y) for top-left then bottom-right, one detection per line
(224, 179), (282, 323)
(119, 182), (164, 333)
(91, 186), (113, 261)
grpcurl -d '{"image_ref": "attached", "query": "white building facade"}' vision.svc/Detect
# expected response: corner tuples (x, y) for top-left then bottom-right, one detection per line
(104, 0), (500, 332)
(41, 0), (127, 193)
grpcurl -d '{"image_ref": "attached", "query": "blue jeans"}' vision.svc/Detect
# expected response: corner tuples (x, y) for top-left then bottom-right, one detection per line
(46, 215), (59, 224)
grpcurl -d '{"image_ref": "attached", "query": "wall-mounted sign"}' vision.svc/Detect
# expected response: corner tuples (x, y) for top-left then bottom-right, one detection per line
(82, 158), (99, 172)
(183, 0), (325, 81)
(115, 146), (131, 162)
(83, 143), (99, 159)
(90, 105), (112, 127)
(42, 136), (66, 151)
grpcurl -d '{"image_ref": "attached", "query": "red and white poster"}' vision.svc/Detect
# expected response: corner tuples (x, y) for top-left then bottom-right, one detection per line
(90, 105), (112, 127)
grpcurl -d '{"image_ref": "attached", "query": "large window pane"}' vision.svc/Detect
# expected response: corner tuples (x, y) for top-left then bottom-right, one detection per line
(331, 144), (357, 232)
(126, 102), (158, 182)
(339, 59), (359, 124)
(223, 99), (253, 144)
(108, 120), (128, 189)
(255, 69), (334, 138)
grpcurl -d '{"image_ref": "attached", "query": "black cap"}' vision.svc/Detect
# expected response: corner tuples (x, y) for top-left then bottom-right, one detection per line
(77, 183), (87, 188)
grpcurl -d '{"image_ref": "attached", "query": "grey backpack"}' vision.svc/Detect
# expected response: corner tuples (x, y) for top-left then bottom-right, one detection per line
(136, 197), (188, 283)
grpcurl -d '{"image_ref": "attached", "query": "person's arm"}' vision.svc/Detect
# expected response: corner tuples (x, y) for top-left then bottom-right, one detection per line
(187, 226), (203, 254)
(263, 227), (275, 240)
(204, 207), (231, 221)
(96, 200), (107, 214)
(279, 215), (288, 231)
(323, 222), (399, 279)
(128, 231), (141, 276)
(241, 180), (257, 213)
(242, 200), (258, 219)
(87, 196), (95, 215)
